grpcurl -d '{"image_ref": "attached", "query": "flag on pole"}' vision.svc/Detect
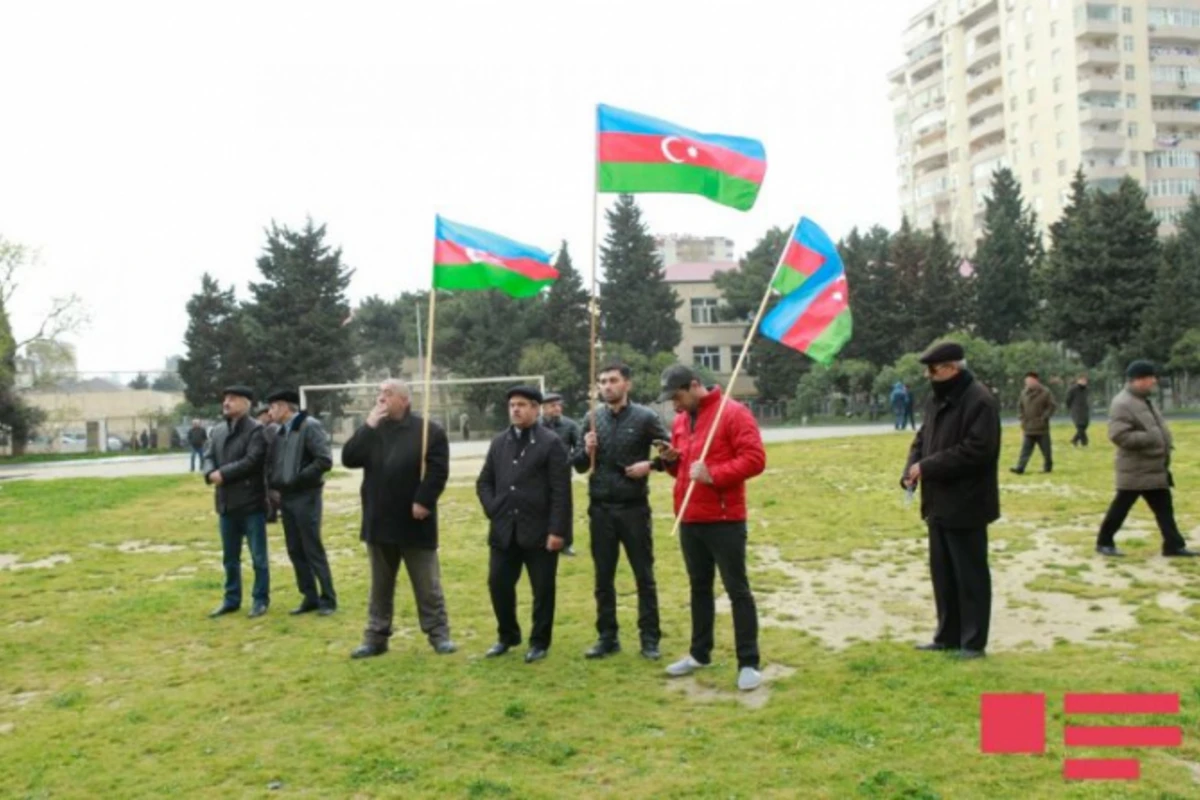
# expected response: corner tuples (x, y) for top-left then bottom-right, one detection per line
(760, 217), (853, 366)
(433, 216), (558, 298)
(596, 104), (766, 211)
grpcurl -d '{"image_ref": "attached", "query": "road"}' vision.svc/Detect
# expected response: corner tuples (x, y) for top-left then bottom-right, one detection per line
(0, 424), (899, 482)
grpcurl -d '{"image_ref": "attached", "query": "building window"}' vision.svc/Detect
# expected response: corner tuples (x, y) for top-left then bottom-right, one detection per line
(1126, 93), (1136, 108)
(693, 346), (721, 373)
(1123, 35), (1134, 52)
(690, 297), (720, 325)
(1129, 122), (1138, 137)
(1130, 151), (1139, 166)
(1121, 6), (1132, 24)
(1024, 6), (1033, 24)
(1125, 65), (1135, 80)
(1051, 48), (1061, 66)
(1148, 178), (1199, 197)
(1053, 76), (1062, 93)
(1007, 69), (1016, 87)
(1025, 33), (1034, 51)
(1027, 61), (1036, 79)
(1034, 197), (1044, 213)
(1032, 168), (1041, 185)
(1007, 44), (1015, 60)
(1056, 131), (1065, 148)
(1010, 97), (1018, 111)
(1050, 21), (1058, 38)
(1028, 88), (1036, 103)
(1029, 115), (1037, 132)
(1058, 159), (1068, 176)
(1149, 149), (1200, 169)
(1031, 141), (1040, 157)
(1054, 104), (1063, 121)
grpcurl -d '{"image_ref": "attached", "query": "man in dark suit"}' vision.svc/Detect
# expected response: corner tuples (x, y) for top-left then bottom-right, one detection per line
(476, 385), (572, 664)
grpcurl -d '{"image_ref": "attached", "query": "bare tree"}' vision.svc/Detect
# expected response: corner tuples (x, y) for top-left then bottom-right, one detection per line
(0, 236), (89, 351)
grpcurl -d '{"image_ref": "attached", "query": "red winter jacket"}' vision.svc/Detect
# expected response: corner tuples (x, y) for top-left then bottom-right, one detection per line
(665, 387), (766, 523)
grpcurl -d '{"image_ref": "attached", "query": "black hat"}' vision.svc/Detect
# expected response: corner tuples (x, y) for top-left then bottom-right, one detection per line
(266, 388), (301, 405)
(223, 384), (255, 402)
(506, 385), (543, 404)
(1126, 359), (1157, 380)
(542, 392), (563, 404)
(918, 341), (965, 365)
(658, 364), (699, 401)
(252, 404), (271, 417)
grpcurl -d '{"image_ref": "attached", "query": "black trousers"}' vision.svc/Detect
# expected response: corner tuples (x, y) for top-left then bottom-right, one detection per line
(280, 490), (336, 608)
(590, 501), (660, 646)
(1015, 433), (1053, 472)
(679, 521), (760, 669)
(488, 541), (559, 650)
(1071, 423), (1089, 447)
(1096, 489), (1188, 553)
(928, 522), (991, 652)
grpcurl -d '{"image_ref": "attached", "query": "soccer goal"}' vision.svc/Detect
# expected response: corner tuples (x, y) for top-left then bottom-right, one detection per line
(300, 375), (546, 445)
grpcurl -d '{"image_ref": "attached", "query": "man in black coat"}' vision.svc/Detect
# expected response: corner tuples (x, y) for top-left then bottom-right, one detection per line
(267, 388), (336, 616)
(902, 342), (1001, 659)
(476, 385), (572, 664)
(541, 391), (582, 557)
(1065, 374), (1091, 447)
(202, 385), (270, 619)
(342, 379), (453, 658)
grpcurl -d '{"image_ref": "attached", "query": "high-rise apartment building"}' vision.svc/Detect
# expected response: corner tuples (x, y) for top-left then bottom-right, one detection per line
(891, 0), (1200, 253)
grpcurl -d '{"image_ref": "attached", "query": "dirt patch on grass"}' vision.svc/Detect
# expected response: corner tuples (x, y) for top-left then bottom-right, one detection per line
(665, 664), (796, 710)
(117, 540), (185, 554)
(0, 553), (72, 570)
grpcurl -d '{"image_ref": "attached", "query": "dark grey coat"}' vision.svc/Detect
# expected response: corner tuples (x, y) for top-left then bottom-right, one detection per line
(269, 412), (333, 495)
(202, 415), (268, 517)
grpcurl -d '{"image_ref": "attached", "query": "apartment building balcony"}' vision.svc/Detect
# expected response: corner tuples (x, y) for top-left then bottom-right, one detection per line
(1149, 22), (1200, 42)
(968, 113), (1005, 144)
(1145, 164), (1200, 180)
(1075, 16), (1118, 38)
(963, 5), (1000, 39)
(966, 60), (1003, 92)
(909, 45), (944, 76)
(970, 141), (1006, 164)
(913, 117), (947, 145)
(1152, 107), (1200, 126)
(966, 37), (1001, 71)
(967, 88), (1004, 116)
(1078, 74), (1123, 94)
(1080, 131), (1127, 151)
(913, 140), (948, 171)
(911, 69), (944, 97)
(1152, 80), (1200, 99)
(1076, 46), (1121, 67)
(1078, 105), (1124, 125)
(1084, 162), (1132, 182)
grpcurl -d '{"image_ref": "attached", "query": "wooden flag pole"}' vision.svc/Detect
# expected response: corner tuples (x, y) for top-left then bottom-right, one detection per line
(668, 220), (799, 538)
(420, 286), (437, 481)
(587, 109), (601, 473)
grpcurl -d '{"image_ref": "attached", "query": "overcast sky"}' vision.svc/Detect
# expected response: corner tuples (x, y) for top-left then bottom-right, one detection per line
(1, 0), (924, 376)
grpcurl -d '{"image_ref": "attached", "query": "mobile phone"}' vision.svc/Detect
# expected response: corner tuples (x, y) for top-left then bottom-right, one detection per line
(652, 439), (669, 450)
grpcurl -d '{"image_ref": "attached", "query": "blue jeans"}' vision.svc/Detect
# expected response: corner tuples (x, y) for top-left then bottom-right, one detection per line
(190, 447), (205, 471)
(218, 512), (269, 608)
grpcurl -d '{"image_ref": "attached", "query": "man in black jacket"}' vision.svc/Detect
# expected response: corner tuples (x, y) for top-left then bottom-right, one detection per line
(267, 388), (336, 616)
(902, 342), (1001, 659)
(574, 362), (671, 660)
(476, 385), (572, 664)
(187, 420), (208, 472)
(542, 391), (582, 557)
(342, 379), (454, 658)
(202, 385), (270, 619)
(1065, 374), (1090, 447)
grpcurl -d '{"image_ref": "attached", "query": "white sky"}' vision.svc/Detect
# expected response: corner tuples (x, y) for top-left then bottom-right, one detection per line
(1, 0), (923, 375)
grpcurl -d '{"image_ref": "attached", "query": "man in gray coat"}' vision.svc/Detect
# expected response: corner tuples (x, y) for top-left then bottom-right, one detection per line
(1096, 361), (1197, 558)
(267, 388), (336, 614)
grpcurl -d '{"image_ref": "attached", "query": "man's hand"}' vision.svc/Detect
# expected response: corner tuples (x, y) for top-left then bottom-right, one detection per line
(655, 440), (680, 463)
(412, 503), (431, 520)
(208, 470), (225, 486)
(366, 400), (387, 429)
(546, 534), (565, 552)
(625, 461), (652, 479)
(906, 462), (921, 488)
(584, 431), (597, 455)
(689, 462), (713, 485)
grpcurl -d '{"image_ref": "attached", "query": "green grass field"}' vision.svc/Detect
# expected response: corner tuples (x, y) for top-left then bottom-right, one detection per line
(2, 425), (1199, 798)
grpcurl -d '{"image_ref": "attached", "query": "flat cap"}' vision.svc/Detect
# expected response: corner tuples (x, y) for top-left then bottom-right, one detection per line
(251, 404), (271, 417)
(918, 341), (965, 365)
(222, 384), (255, 402)
(266, 388), (301, 405)
(542, 392), (563, 404)
(506, 385), (543, 404)
(659, 364), (699, 401)
(1126, 359), (1156, 380)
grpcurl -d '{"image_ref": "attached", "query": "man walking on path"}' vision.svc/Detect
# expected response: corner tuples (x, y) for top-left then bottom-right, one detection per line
(1065, 374), (1091, 448)
(1011, 371), (1055, 474)
(187, 420), (208, 472)
(1095, 361), (1197, 559)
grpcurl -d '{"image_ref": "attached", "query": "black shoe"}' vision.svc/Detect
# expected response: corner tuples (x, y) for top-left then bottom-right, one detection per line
(640, 643), (661, 661)
(564, 546), (577, 557)
(524, 647), (549, 664)
(958, 649), (986, 660)
(432, 640), (458, 655)
(1043, 467), (1053, 474)
(248, 603), (268, 618)
(1164, 548), (1199, 558)
(914, 642), (953, 652)
(289, 602), (320, 615)
(316, 606), (337, 617)
(351, 643), (387, 659)
(1096, 546), (1124, 557)
(1009, 468), (1024, 475)
(208, 604), (239, 618)
(584, 640), (621, 659)
(486, 642), (514, 658)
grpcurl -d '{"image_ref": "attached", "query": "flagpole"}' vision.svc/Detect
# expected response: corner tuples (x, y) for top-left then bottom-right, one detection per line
(587, 106), (601, 473)
(668, 219), (800, 538)
(420, 287), (437, 481)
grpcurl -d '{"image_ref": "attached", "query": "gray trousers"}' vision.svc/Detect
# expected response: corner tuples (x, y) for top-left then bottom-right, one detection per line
(364, 543), (450, 648)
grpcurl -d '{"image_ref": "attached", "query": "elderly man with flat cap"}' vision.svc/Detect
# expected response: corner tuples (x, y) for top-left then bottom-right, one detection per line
(902, 342), (1001, 659)
(202, 385), (271, 619)
(476, 384), (573, 663)
(267, 388), (337, 615)
(1096, 360), (1197, 558)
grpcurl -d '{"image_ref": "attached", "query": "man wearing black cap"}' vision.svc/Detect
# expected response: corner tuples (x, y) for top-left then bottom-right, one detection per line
(1096, 361), (1197, 558)
(267, 388), (337, 615)
(476, 384), (572, 663)
(657, 364), (768, 692)
(541, 391), (581, 557)
(1011, 371), (1056, 475)
(903, 342), (1000, 659)
(202, 385), (271, 619)
(574, 362), (672, 661)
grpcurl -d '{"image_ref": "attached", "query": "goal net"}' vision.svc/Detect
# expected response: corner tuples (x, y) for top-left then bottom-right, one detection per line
(300, 375), (546, 445)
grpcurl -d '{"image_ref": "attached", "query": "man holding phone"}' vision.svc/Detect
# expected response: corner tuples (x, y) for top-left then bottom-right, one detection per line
(574, 362), (672, 661)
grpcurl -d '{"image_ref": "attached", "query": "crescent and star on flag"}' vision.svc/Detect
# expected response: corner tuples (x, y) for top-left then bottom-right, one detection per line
(660, 136), (700, 164)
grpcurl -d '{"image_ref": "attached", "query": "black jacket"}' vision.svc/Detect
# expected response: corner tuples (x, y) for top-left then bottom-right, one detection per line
(477, 423), (572, 549)
(572, 403), (670, 505)
(269, 412), (333, 494)
(542, 414), (581, 459)
(341, 414), (450, 549)
(1065, 383), (1090, 425)
(903, 370), (1001, 528)
(187, 426), (208, 449)
(202, 415), (268, 517)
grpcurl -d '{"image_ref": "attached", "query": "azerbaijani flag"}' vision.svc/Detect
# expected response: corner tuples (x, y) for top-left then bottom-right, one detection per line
(760, 217), (853, 366)
(433, 216), (558, 298)
(596, 104), (766, 212)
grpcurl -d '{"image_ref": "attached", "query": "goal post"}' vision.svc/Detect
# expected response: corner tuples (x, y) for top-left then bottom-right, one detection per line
(300, 375), (546, 445)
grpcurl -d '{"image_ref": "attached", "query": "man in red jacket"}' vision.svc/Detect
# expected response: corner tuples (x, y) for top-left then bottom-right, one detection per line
(656, 365), (767, 691)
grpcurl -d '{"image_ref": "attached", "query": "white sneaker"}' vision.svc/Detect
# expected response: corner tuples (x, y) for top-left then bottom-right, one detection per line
(737, 667), (763, 692)
(665, 655), (706, 677)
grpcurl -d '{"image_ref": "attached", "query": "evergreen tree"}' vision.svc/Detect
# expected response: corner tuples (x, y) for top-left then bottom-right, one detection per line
(839, 225), (900, 367)
(599, 195), (681, 356)
(353, 294), (416, 379)
(886, 217), (928, 354)
(178, 273), (250, 408)
(971, 168), (1042, 343)
(436, 291), (543, 415)
(912, 221), (966, 350)
(128, 373), (150, 390)
(539, 242), (591, 404)
(1140, 196), (1200, 364)
(242, 219), (356, 408)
